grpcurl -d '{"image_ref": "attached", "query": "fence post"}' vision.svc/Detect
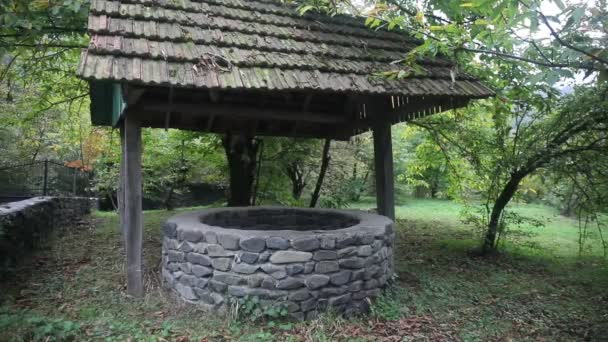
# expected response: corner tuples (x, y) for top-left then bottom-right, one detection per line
(72, 168), (77, 196)
(42, 159), (49, 196)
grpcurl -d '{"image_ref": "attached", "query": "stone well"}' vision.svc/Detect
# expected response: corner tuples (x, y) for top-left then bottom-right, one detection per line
(161, 206), (394, 320)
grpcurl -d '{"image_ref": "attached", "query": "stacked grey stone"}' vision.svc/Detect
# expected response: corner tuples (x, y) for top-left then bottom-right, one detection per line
(161, 206), (394, 320)
(0, 196), (95, 268)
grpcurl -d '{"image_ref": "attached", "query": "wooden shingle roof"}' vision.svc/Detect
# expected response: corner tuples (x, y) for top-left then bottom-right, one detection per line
(77, 0), (494, 98)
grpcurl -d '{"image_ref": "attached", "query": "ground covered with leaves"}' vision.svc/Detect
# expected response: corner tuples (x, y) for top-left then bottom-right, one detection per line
(1, 207), (607, 341)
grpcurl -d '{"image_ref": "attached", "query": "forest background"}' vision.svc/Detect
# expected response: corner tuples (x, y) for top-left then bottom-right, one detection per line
(1, 0), (607, 256)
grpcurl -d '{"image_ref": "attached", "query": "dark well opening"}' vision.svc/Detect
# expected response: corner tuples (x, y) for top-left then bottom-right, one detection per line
(200, 208), (360, 231)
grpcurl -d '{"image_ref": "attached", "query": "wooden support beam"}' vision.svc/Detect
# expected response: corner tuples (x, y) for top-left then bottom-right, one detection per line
(345, 96), (472, 133)
(141, 102), (346, 125)
(118, 125), (126, 242)
(123, 85), (145, 106)
(125, 110), (353, 140)
(302, 94), (313, 112)
(206, 115), (215, 131)
(290, 94), (314, 135)
(209, 89), (221, 103)
(120, 115), (144, 297)
(390, 97), (470, 122)
(371, 101), (395, 221)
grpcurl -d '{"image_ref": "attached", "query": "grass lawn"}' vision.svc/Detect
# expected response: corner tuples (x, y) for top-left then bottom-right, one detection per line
(1, 200), (607, 341)
(353, 195), (607, 258)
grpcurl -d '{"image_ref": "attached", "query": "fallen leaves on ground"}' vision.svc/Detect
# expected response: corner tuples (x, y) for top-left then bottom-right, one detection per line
(355, 316), (457, 341)
(284, 315), (458, 342)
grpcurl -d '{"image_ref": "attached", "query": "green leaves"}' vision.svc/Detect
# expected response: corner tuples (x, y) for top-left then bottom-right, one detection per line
(0, 0), (89, 32)
(295, 0), (341, 16)
(350, 0), (607, 86)
(297, 4), (315, 15)
(229, 295), (290, 324)
(373, 63), (427, 81)
(365, 16), (384, 29)
(553, 0), (566, 10)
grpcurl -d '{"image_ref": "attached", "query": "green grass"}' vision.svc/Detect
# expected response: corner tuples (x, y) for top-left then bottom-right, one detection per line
(390, 218), (608, 341)
(1, 199), (607, 341)
(352, 195), (465, 223)
(353, 195), (607, 258)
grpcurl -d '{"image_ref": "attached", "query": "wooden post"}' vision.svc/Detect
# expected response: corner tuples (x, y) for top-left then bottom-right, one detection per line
(42, 159), (49, 196)
(120, 116), (144, 297)
(372, 109), (395, 221)
(72, 167), (77, 196)
(118, 125), (126, 242)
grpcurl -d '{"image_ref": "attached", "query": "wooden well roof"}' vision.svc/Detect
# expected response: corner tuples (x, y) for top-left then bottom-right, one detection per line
(78, 0), (494, 139)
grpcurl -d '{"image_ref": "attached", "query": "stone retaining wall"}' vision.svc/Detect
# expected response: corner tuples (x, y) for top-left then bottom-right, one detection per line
(161, 207), (394, 320)
(0, 197), (95, 269)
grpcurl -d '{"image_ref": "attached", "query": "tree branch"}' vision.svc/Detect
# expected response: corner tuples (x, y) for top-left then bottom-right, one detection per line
(537, 10), (608, 67)
(499, 12), (554, 66)
(384, 0), (452, 24)
(0, 42), (87, 49)
(459, 47), (598, 70)
(30, 93), (90, 117)
(0, 53), (20, 84)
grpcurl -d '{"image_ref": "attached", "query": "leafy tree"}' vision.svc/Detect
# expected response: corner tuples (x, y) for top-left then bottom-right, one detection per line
(394, 126), (450, 198)
(279, 139), (322, 200)
(1, 0), (88, 52)
(1, 0), (89, 122)
(143, 130), (219, 210)
(312, 137), (374, 207)
(246, 138), (321, 204)
(410, 82), (607, 253)
(0, 60), (92, 166)
(296, 0), (608, 253)
(222, 134), (260, 206)
(360, 0), (606, 79)
(546, 122), (608, 257)
(0, 0), (90, 166)
(92, 129), (225, 210)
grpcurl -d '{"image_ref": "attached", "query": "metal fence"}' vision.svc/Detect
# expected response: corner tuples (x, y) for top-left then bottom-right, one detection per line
(0, 160), (91, 198)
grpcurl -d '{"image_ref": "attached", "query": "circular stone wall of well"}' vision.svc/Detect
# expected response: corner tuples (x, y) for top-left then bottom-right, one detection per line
(161, 206), (394, 320)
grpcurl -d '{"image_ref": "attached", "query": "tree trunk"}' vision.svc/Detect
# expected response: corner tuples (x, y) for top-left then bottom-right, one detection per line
(163, 185), (175, 211)
(559, 184), (577, 217)
(350, 168), (369, 202)
(223, 133), (259, 206)
(285, 161), (306, 200)
(357, 169), (370, 201)
(291, 172), (306, 200)
(414, 185), (426, 198)
(251, 139), (264, 206)
(481, 173), (525, 254)
(430, 179), (439, 198)
(292, 181), (305, 200)
(309, 139), (331, 208)
(165, 140), (188, 210)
